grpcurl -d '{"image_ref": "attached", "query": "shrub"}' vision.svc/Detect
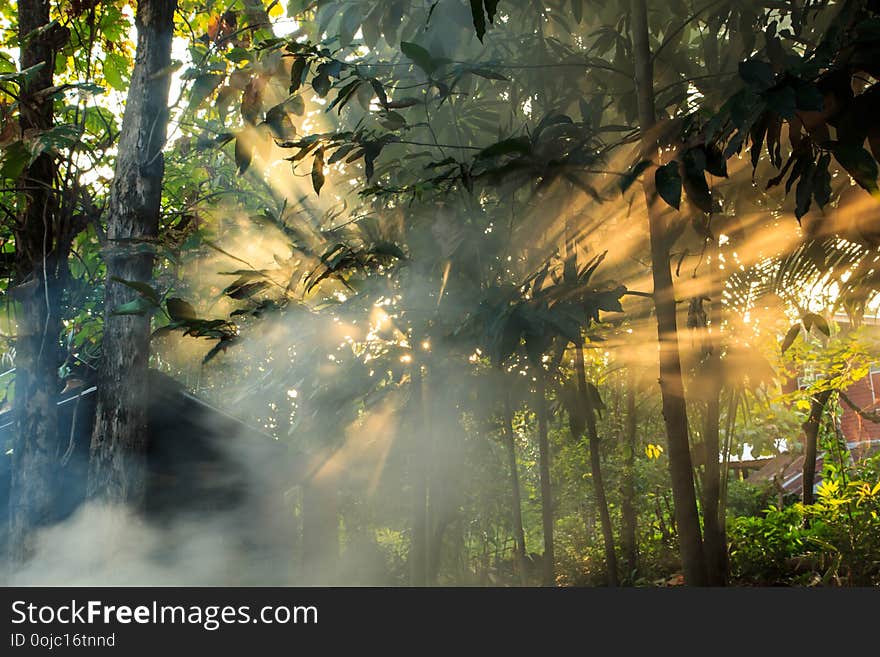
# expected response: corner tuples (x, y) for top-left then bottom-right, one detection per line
(728, 454), (880, 586)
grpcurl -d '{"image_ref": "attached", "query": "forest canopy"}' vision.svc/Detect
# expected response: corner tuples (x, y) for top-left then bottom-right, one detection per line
(1, 0), (880, 587)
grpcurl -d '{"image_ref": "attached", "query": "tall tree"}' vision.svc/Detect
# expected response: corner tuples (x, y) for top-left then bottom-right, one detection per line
(502, 389), (528, 586)
(7, 0), (68, 562)
(630, 0), (708, 586)
(621, 368), (638, 581)
(534, 367), (555, 586)
(700, 271), (727, 585)
(802, 389), (833, 506)
(574, 338), (619, 586)
(87, 0), (178, 504)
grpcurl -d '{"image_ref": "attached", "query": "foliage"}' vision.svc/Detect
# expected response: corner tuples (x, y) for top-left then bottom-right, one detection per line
(729, 454), (880, 586)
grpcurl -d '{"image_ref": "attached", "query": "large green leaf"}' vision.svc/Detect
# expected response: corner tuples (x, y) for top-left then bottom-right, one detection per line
(401, 42), (437, 75)
(655, 162), (682, 210)
(832, 142), (879, 193)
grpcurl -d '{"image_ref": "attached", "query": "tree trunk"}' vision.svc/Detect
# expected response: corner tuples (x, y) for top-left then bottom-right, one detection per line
(621, 368), (638, 582)
(534, 369), (555, 586)
(409, 364), (429, 586)
(87, 0), (177, 504)
(802, 389), (832, 506)
(502, 390), (529, 586)
(630, 0), (708, 586)
(7, 0), (66, 562)
(701, 288), (727, 586)
(574, 340), (619, 586)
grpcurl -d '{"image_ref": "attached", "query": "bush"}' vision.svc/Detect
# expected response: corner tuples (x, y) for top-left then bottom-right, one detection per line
(726, 479), (777, 519)
(728, 455), (880, 586)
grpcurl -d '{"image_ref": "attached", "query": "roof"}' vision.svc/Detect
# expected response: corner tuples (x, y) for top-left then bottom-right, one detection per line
(745, 440), (880, 495)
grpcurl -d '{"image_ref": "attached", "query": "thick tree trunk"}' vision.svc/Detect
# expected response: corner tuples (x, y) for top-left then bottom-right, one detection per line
(701, 290), (727, 586)
(802, 389), (832, 506)
(502, 391), (528, 585)
(621, 368), (638, 581)
(7, 0), (66, 563)
(534, 369), (555, 586)
(574, 340), (619, 586)
(87, 0), (177, 504)
(630, 0), (708, 586)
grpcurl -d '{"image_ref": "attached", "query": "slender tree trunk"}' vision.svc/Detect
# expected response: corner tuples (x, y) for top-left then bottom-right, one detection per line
(574, 340), (619, 586)
(802, 389), (832, 505)
(630, 0), (708, 586)
(409, 364), (429, 586)
(502, 391), (528, 586)
(621, 368), (638, 581)
(7, 0), (68, 563)
(701, 287), (727, 585)
(534, 369), (555, 586)
(87, 0), (177, 504)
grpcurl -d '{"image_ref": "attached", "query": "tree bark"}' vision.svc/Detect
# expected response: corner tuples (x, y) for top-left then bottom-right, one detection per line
(802, 389), (832, 506)
(87, 0), (177, 504)
(630, 0), (708, 586)
(502, 390), (528, 586)
(621, 368), (639, 581)
(574, 340), (619, 586)
(7, 0), (67, 563)
(534, 369), (555, 586)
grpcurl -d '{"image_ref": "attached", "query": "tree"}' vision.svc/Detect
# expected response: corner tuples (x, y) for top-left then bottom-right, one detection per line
(629, 0), (708, 586)
(6, 0), (69, 562)
(87, 0), (178, 504)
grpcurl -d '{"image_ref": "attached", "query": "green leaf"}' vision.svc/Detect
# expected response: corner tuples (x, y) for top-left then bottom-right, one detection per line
(795, 160), (815, 220)
(813, 153), (832, 208)
(619, 160), (651, 194)
(370, 241), (407, 259)
(312, 146), (325, 194)
(803, 312), (830, 336)
(781, 324), (801, 354)
(704, 145), (728, 178)
(103, 52), (129, 91)
(191, 73), (223, 111)
(832, 142), (879, 193)
(401, 41), (436, 75)
(289, 56), (307, 93)
(484, 0), (500, 23)
(313, 73), (331, 97)
(327, 79), (360, 114)
(468, 67), (508, 81)
(288, 94), (305, 116)
(655, 162), (682, 210)
(166, 297), (198, 321)
(339, 6), (361, 47)
(203, 337), (235, 364)
(570, 0), (582, 24)
(469, 0), (487, 42)
(764, 85), (797, 119)
(369, 78), (388, 109)
(586, 381), (605, 413)
(224, 280), (269, 299)
(738, 59), (774, 89)
(235, 136), (253, 175)
(683, 149), (712, 213)
(0, 141), (30, 180)
(476, 136), (531, 160)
